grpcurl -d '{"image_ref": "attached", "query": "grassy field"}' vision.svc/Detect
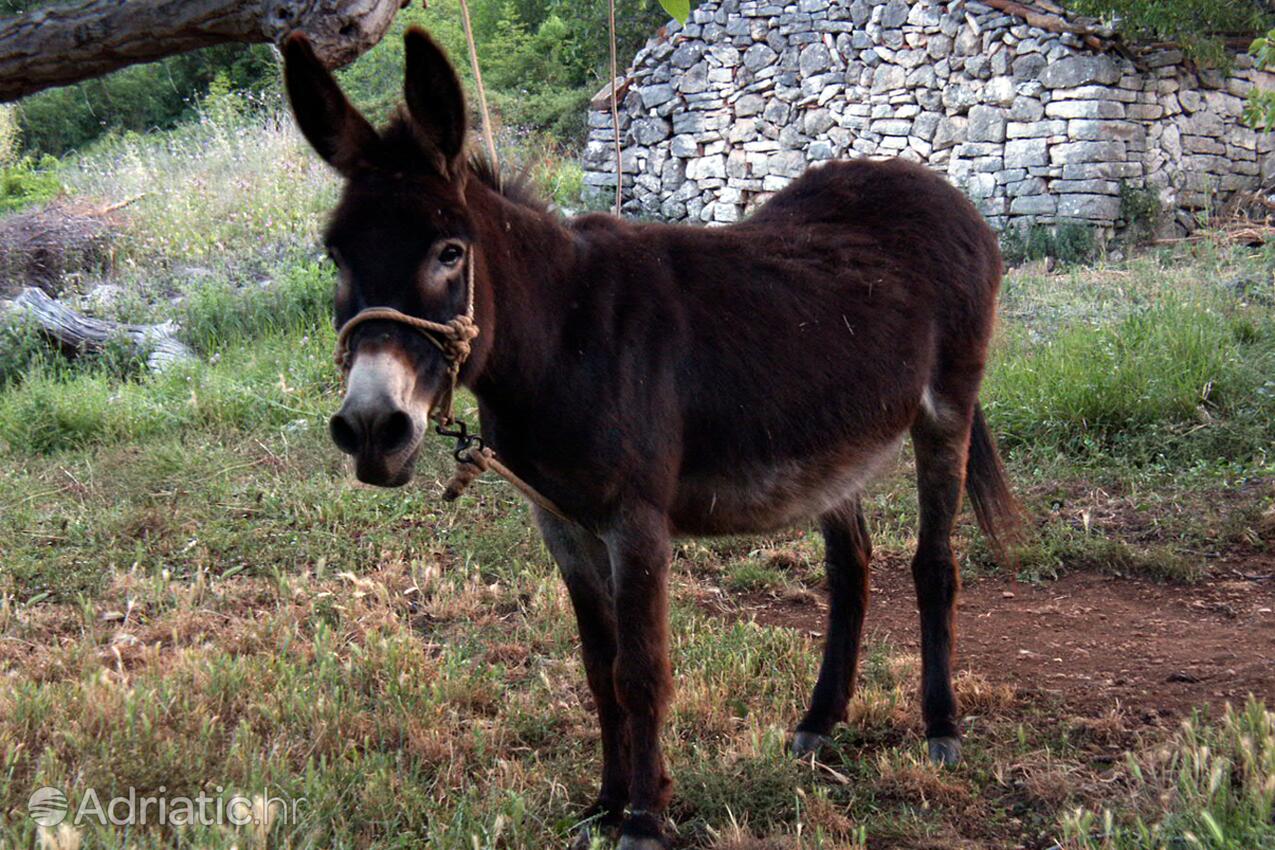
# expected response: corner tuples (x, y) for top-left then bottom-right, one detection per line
(1, 103), (1274, 848)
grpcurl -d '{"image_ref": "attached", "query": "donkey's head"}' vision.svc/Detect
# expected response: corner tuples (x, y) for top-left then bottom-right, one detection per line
(284, 28), (473, 487)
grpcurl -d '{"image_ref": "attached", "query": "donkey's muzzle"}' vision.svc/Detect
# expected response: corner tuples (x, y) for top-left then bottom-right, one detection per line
(330, 400), (422, 487)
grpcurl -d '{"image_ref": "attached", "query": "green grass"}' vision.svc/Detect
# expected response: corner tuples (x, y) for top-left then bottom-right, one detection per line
(1, 103), (1274, 848)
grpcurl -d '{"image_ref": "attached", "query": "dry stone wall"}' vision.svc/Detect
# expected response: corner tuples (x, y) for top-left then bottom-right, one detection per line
(581, 0), (1275, 234)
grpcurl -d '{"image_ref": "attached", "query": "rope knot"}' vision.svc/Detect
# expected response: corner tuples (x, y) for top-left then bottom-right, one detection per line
(442, 315), (480, 364)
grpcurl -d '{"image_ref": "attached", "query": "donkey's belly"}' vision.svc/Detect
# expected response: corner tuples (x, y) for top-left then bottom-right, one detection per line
(669, 439), (902, 536)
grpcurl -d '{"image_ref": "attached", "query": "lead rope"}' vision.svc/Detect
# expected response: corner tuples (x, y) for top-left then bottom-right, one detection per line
(333, 260), (570, 522)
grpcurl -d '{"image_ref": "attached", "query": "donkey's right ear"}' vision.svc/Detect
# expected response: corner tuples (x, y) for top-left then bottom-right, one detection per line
(283, 32), (378, 175)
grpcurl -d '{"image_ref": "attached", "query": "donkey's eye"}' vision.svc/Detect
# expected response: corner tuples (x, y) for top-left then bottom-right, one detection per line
(438, 244), (465, 267)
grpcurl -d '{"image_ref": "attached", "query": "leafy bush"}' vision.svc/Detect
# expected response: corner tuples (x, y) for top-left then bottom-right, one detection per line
(14, 44), (278, 156)
(335, 0), (667, 145)
(1245, 30), (1275, 129)
(1118, 182), (1164, 246)
(1063, 0), (1270, 66)
(0, 153), (60, 213)
(1001, 221), (1099, 267)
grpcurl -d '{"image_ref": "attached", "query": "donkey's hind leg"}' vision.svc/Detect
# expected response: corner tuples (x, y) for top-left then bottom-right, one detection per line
(534, 508), (630, 839)
(909, 396), (974, 766)
(793, 497), (872, 757)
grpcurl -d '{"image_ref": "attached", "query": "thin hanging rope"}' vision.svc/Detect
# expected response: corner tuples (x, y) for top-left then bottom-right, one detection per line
(457, 0), (499, 167)
(608, 0), (622, 214)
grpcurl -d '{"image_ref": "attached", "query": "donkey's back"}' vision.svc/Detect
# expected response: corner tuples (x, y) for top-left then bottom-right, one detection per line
(566, 158), (1004, 535)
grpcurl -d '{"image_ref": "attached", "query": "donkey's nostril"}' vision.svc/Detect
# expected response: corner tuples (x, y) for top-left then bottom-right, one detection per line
(373, 410), (415, 454)
(329, 412), (362, 455)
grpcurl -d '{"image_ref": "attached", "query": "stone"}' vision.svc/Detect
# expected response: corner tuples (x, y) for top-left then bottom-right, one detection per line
(768, 150), (807, 177)
(632, 117), (671, 145)
(763, 100), (791, 124)
(670, 43), (704, 69)
(804, 107), (836, 135)
(872, 118), (913, 136)
(1008, 97), (1044, 122)
(913, 111), (942, 141)
(744, 43), (778, 71)
(1044, 100), (1126, 120)
(871, 64), (907, 93)
(679, 62), (709, 94)
(735, 94), (767, 117)
(1056, 193), (1121, 219)
(799, 43), (832, 76)
(1004, 137), (1047, 168)
(928, 34), (953, 59)
(967, 105), (1007, 142)
(1039, 55), (1121, 89)
(808, 140), (836, 159)
(1050, 140), (1125, 164)
(1068, 119), (1143, 142)
(1012, 53), (1047, 81)
(942, 84), (978, 112)
(984, 76), (1016, 107)
(1009, 194), (1056, 215)
(880, 0), (909, 28)
(670, 134), (698, 157)
(932, 115), (967, 151)
(639, 84), (676, 109)
(686, 154), (726, 180)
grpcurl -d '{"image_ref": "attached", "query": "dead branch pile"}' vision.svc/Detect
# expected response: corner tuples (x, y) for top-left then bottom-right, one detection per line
(0, 198), (131, 295)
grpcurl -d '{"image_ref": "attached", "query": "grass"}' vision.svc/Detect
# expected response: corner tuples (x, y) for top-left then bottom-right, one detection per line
(1, 103), (1274, 848)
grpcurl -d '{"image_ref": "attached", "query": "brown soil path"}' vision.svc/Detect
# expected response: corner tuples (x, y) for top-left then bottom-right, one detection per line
(721, 553), (1275, 724)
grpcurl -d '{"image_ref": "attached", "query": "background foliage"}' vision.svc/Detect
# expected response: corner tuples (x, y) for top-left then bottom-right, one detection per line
(1062, 0), (1271, 66)
(5, 0), (669, 156)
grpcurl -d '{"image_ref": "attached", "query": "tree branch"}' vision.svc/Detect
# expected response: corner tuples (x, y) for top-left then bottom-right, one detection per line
(1, 0), (408, 102)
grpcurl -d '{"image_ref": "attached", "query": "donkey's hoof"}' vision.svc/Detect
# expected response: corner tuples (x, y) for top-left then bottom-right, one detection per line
(791, 730), (829, 758)
(927, 736), (962, 766)
(618, 810), (669, 850)
(617, 838), (667, 850)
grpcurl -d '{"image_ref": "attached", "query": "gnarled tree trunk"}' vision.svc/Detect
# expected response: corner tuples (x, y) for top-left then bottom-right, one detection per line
(6, 286), (195, 371)
(0, 0), (409, 102)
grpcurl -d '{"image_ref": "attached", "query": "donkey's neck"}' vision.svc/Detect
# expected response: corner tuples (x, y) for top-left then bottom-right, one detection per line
(462, 179), (576, 405)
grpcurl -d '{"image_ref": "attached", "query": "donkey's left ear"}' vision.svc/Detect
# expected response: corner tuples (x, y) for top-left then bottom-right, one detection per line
(403, 28), (468, 173)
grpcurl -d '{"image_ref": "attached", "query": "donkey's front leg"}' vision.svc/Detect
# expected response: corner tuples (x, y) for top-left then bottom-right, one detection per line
(603, 509), (675, 850)
(533, 509), (630, 838)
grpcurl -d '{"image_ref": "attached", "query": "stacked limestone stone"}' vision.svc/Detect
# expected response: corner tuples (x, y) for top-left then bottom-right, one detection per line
(581, 0), (1274, 233)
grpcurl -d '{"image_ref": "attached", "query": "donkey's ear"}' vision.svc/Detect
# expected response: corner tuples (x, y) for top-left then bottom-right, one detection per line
(283, 32), (378, 175)
(403, 28), (467, 172)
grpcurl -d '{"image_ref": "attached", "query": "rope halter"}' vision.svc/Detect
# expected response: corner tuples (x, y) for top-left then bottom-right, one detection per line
(332, 258), (478, 426)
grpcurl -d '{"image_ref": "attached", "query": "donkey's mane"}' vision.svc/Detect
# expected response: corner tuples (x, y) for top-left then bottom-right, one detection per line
(467, 153), (548, 214)
(372, 114), (547, 214)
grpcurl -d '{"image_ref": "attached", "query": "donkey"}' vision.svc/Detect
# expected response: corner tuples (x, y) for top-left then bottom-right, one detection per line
(284, 27), (1017, 849)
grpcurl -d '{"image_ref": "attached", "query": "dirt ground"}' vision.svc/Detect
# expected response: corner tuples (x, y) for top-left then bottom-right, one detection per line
(721, 552), (1275, 727)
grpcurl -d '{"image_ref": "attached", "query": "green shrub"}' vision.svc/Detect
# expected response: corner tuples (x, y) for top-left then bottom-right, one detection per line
(1245, 29), (1275, 129)
(14, 44), (278, 156)
(1063, 0), (1270, 66)
(0, 154), (61, 213)
(1119, 182), (1164, 245)
(1001, 221), (1099, 267)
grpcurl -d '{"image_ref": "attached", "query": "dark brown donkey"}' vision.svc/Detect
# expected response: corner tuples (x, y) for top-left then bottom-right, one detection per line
(285, 27), (1017, 849)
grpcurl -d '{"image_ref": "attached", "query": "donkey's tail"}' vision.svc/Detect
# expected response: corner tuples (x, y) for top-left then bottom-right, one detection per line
(965, 402), (1022, 568)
